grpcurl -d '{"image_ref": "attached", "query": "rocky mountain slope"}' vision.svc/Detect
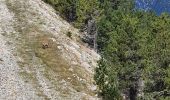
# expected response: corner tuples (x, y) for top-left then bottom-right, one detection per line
(0, 0), (100, 99)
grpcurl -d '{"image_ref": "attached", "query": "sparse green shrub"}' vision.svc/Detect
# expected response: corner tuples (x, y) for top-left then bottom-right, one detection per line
(66, 31), (72, 38)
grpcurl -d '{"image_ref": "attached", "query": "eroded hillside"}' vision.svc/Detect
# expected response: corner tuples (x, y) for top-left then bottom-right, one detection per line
(0, 0), (100, 99)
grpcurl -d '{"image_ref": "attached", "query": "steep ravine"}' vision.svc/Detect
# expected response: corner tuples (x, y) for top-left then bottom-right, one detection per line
(0, 0), (100, 99)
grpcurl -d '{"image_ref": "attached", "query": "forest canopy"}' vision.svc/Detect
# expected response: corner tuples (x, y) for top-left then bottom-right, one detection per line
(43, 0), (170, 99)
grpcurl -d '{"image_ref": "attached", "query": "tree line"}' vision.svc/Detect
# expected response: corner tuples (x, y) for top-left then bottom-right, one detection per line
(43, 0), (170, 99)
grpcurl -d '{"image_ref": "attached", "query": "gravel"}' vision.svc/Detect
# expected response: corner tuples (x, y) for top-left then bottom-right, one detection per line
(0, 0), (42, 99)
(0, 0), (100, 99)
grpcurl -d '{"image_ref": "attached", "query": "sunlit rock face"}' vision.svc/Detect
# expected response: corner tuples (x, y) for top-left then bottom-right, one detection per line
(135, 0), (170, 15)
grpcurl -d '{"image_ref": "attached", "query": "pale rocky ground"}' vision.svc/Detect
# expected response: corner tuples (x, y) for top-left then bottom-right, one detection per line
(0, 0), (100, 99)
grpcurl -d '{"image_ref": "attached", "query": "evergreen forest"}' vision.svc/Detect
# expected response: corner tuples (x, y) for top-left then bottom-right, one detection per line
(43, 0), (170, 99)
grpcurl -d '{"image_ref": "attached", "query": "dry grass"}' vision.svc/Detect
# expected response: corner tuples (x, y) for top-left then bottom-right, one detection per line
(33, 34), (92, 95)
(5, 0), (97, 98)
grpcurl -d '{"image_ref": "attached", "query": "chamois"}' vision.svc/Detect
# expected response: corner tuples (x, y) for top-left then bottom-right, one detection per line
(41, 37), (56, 49)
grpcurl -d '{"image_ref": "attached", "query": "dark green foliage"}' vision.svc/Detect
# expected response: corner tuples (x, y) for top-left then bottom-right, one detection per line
(66, 31), (72, 38)
(43, 0), (100, 28)
(43, 0), (77, 22)
(141, 13), (170, 99)
(96, 0), (170, 99)
(43, 0), (170, 99)
(96, 8), (143, 99)
(94, 58), (121, 99)
(76, 0), (100, 27)
(43, 0), (101, 49)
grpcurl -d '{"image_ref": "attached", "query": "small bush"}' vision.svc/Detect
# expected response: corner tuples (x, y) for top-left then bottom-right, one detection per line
(66, 31), (72, 38)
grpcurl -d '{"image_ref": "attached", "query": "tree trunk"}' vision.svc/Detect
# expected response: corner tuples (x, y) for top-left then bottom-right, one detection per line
(85, 18), (98, 51)
(93, 26), (98, 52)
(137, 78), (144, 99)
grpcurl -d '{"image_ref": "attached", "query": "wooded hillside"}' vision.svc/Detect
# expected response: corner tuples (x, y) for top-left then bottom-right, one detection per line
(44, 0), (170, 99)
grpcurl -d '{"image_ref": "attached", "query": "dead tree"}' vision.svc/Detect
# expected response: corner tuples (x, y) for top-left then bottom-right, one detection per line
(81, 17), (98, 52)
